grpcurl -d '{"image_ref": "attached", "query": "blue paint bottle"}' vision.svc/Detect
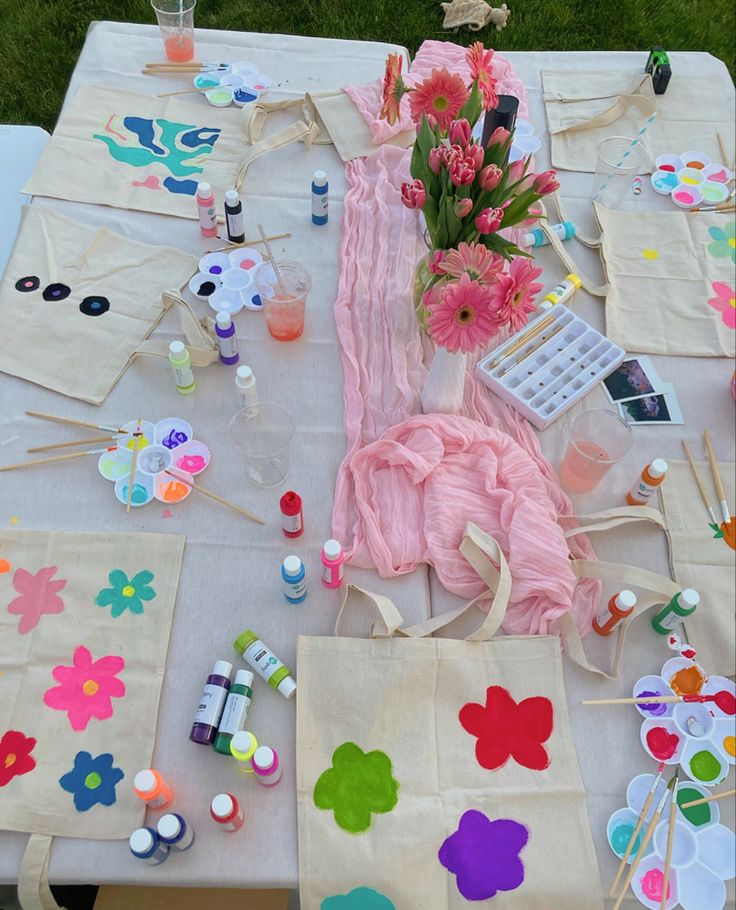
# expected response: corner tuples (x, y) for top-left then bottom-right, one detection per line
(215, 311), (240, 365)
(281, 555), (307, 604)
(311, 170), (328, 225)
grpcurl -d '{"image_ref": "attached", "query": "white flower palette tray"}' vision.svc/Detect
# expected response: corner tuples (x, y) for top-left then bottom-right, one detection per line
(192, 61), (271, 108)
(650, 151), (733, 209)
(475, 305), (626, 429)
(188, 248), (264, 314)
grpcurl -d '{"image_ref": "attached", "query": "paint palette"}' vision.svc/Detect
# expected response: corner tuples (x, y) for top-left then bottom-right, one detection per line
(475, 305), (626, 429)
(192, 61), (271, 108)
(650, 152), (733, 209)
(607, 772), (735, 910)
(470, 117), (542, 162)
(97, 418), (211, 508)
(634, 657), (735, 787)
(188, 248), (264, 314)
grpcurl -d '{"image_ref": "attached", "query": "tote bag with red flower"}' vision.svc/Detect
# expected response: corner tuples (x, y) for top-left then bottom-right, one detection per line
(0, 529), (184, 910)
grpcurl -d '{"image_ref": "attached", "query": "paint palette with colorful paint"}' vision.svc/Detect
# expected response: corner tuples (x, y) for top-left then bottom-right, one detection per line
(188, 248), (264, 312)
(607, 772), (735, 910)
(98, 418), (210, 508)
(634, 657), (736, 787)
(192, 61), (270, 108)
(650, 152), (733, 209)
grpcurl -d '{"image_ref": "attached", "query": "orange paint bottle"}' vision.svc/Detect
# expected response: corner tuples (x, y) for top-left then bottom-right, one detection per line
(592, 590), (637, 636)
(134, 768), (174, 810)
(626, 458), (668, 505)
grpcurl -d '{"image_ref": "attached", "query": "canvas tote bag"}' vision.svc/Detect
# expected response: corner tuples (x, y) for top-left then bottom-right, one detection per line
(0, 207), (218, 403)
(297, 523), (606, 910)
(0, 529), (185, 910)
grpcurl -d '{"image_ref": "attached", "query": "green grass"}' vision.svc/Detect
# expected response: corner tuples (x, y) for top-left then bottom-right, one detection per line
(0, 0), (733, 132)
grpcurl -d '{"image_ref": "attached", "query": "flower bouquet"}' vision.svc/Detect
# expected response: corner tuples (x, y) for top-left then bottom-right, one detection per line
(380, 45), (560, 412)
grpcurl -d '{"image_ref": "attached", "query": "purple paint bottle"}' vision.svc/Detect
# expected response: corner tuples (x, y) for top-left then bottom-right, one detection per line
(215, 311), (240, 365)
(190, 660), (232, 745)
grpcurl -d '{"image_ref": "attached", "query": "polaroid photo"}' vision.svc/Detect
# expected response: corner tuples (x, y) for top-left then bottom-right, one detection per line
(617, 384), (684, 425)
(602, 356), (664, 403)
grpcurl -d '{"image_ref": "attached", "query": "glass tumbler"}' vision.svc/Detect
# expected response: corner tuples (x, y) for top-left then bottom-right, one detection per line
(150, 0), (196, 62)
(592, 136), (649, 209)
(559, 408), (633, 493)
(229, 403), (296, 488)
(253, 260), (311, 342)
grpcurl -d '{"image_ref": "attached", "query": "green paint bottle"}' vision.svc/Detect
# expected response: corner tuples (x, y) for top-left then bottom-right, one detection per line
(214, 670), (254, 755)
(651, 589), (699, 634)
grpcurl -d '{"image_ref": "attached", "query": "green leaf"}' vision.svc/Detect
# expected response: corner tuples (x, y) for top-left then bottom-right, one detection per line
(443, 196), (462, 247)
(457, 80), (482, 127)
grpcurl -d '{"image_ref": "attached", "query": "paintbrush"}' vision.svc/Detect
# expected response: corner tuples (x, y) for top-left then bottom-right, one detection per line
(660, 773), (679, 909)
(126, 420), (143, 513)
(163, 470), (265, 525)
(704, 429), (731, 524)
(488, 312), (556, 369)
(608, 762), (665, 897)
(497, 323), (565, 377)
(27, 434), (124, 454)
(582, 692), (736, 713)
(680, 787), (736, 809)
(682, 440), (719, 526)
(0, 446), (117, 472)
(26, 410), (127, 434)
(258, 224), (288, 299)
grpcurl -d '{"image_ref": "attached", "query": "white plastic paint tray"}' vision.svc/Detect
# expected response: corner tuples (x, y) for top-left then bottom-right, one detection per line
(475, 305), (626, 429)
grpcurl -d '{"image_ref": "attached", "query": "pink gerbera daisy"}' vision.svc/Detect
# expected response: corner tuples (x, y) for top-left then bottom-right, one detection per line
(466, 42), (498, 111)
(380, 53), (408, 125)
(489, 258), (544, 332)
(427, 273), (502, 353)
(439, 242), (504, 284)
(409, 68), (469, 132)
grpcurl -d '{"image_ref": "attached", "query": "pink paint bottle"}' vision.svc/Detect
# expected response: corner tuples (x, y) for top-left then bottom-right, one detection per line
(321, 539), (344, 588)
(196, 182), (217, 238)
(251, 746), (282, 787)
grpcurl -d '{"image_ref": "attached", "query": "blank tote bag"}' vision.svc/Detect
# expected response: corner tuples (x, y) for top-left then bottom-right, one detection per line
(0, 529), (184, 910)
(296, 524), (603, 910)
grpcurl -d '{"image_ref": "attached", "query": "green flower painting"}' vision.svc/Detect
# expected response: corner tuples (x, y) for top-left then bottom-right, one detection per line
(95, 570), (156, 618)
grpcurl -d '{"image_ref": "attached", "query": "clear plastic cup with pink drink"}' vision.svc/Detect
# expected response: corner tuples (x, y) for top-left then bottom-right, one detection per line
(253, 260), (311, 342)
(559, 409), (633, 493)
(150, 0), (196, 62)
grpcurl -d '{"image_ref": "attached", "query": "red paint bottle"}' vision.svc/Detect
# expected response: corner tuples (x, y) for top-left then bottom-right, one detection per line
(280, 491), (303, 538)
(593, 590), (637, 636)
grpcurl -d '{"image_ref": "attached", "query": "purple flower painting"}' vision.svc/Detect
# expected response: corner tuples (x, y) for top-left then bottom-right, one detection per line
(438, 809), (529, 901)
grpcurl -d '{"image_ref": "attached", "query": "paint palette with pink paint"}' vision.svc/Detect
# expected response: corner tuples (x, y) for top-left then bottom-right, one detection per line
(634, 657), (735, 787)
(607, 771), (735, 909)
(192, 61), (271, 108)
(97, 417), (211, 508)
(650, 151), (733, 208)
(188, 248), (264, 314)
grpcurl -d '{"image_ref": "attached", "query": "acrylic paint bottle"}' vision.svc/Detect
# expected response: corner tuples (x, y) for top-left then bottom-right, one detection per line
(157, 813), (195, 852)
(196, 182), (218, 238)
(626, 458), (668, 505)
(233, 630), (297, 699)
(215, 311), (240, 365)
(592, 590), (637, 636)
(321, 539), (345, 589)
(280, 490), (304, 538)
(129, 827), (170, 864)
(252, 746), (282, 787)
(214, 670), (254, 754)
(522, 221), (576, 248)
(169, 341), (196, 395)
(210, 793), (245, 832)
(311, 170), (328, 225)
(651, 589), (700, 634)
(542, 273), (581, 307)
(224, 189), (245, 243)
(235, 365), (259, 414)
(282, 555), (307, 604)
(230, 730), (258, 772)
(189, 660), (232, 745)
(133, 769), (174, 810)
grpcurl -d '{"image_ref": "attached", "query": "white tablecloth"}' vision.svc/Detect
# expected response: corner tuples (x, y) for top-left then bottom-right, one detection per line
(0, 21), (733, 908)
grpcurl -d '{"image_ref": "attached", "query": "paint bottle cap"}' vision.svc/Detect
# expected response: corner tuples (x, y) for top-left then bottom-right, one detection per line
(169, 341), (185, 356)
(565, 273), (582, 289)
(129, 828), (155, 855)
(157, 813), (182, 840)
(197, 182), (212, 196)
(650, 458), (668, 478)
(233, 630), (257, 654)
(211, 793), (235, 820)
(212, 660), (233, 679)
(234, 669), (254, 688)
(236, 365), (255, 388)
(134, 769), (157, 795)
(313, 170), (327, 186)
(216, 310), (232, 329)
(616, 590), (637, 610)
(230, 730), (257, 760)
(323, 539), (342, 561)
(283, 555), (302, 577)
(252, 746), (275, 771)
(538, 301), (554, 311)
(225, 189), (239, 204)
(277, 675), (297, 699)
(679, 589), (700, 607)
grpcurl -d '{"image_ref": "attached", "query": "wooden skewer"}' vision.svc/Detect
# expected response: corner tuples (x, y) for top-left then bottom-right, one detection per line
(489, 312), (556, 369)
(660, 776), (678, 910)
(682, 440), (718, 526)
(0, 447), (116, 472)
(212, 232), (291, 253)
(608, 763), (664, 897)
(704, 429), (730, 524)
(497, 323), (565, 377)
(680, 787), (736, 809)
(126, 421), (143, 513)
(258, 224), (288, 299)
(27, 434), (121, 453)
(164, 470), (265, 525)
(26, 410), (127, 435)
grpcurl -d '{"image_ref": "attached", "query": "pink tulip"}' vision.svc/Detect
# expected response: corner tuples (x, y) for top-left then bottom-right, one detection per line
(449, 118), (472, 147)
(533, 170), (560, 195)
(429, 250), (446, 274)
(400, 179), (427, 209)
(478, 163), (502, 191)
(475, 207), (503, 234)
(488, 126), (510, 147)
(449, 160), (476, 187)
(454, 197), (474, 217)
(507, 158), (527, 183)
(465, 144), (484, 171)
(428, 146), (445, 175)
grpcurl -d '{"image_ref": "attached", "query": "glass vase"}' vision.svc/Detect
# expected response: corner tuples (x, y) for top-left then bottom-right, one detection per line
(420, 346), (467, 414)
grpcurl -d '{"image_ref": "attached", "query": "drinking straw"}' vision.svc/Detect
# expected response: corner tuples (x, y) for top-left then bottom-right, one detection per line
(593, 112), (657, 200)
(258, 224), (288, 299)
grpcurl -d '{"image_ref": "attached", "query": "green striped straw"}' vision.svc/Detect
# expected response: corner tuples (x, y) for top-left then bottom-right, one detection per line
(593, 112), (658, 201)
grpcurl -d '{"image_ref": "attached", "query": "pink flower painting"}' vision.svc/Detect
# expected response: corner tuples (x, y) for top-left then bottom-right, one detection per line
(44, 645), (125, 732)
(707, 281), (736, 329)
(7, 566), (66, 635)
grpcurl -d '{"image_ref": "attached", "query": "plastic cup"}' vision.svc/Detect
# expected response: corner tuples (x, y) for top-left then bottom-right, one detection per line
(229, 403), (296, 488)
(150, 0), (196, 62)
(559, 409), (633, 493)
(254, 260), (311, 342)
(592, 136), (649, 209)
